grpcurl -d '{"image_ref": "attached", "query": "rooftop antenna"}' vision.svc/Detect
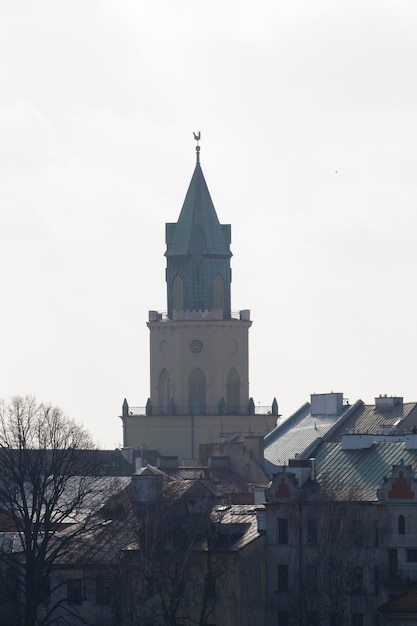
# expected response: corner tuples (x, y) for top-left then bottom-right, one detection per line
(193, 131), (201, 163)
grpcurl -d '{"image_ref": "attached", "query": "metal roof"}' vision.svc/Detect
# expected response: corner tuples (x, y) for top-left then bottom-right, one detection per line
(264, 399), (417, 477)
(326, 401), (417, 441)
(313, 440), (417, 501)
(165, 163), (231, 257)
(264, 402), (351, 473)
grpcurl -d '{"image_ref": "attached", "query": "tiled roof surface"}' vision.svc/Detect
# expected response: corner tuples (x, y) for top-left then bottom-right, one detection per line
(205, 504), (263, 552)
(161, 466), (253, 495)
(56, 475), (130, 523)
(58, 498), (262, 564)
(380, 587), (417, 612)
(312, 440), (417, 500)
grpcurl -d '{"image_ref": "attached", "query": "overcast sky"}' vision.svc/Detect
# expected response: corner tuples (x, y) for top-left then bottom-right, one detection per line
(1, 1), (417, 447)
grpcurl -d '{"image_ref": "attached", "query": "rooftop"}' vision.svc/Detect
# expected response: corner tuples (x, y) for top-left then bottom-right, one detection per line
(264, 397), (353, 474)
(313, 440), (417, 500)
(264, 395), (417, 475)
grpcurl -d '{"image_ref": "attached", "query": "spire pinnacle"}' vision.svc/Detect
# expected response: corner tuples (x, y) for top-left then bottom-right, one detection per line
(193, 131), (201, 164)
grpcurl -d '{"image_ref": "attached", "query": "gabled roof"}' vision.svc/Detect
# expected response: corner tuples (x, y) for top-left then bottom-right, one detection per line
(313, 440), (417, 501)
(199, 504), (263, 552)
(166, 163), (231, 257)
(380, 587), (417, 613)
(326, 401), (417, 441)
(264, 401), (353, 474)
(54, 479), (263, 568)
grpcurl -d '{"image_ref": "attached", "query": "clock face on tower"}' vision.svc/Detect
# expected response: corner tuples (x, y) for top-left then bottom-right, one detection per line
(189, 339), (203, 354)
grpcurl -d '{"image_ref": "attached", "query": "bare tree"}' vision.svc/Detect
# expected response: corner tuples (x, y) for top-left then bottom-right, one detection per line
(285, 483), (388, 626)
(0, 396), (102, 626)
(112, 479), (220, 626)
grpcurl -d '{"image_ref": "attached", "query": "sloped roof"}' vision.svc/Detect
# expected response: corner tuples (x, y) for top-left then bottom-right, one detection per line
(264, 399), (417, 477)
(166, 163), (231, 257)
(56, 485), (261, 565)
(0, 448), (135, 476)
(312, 440), (417, 501)
(326, 401), (417, 441)
(159, 466), (254, 497)
(203, 504), (263, 552)
(264, 402), (353, 473)
(380, 587), (417, 612)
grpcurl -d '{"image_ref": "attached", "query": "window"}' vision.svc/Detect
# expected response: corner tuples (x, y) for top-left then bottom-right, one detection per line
(350, 566), (363, 595)
(158, 368), (171, 413)
(406, 548), (417, 562)
(277, 518), (288, 544)
(213, 275), (225, 310)
(67, 579), (83, 605)
(277, 564), (288, 592)
(329, 518), (340, 543)
(173, 275), (184, 310)
(398, 514), (406, 535)
(205, 573), (216, 600)
(306, 611), (319, 625)
(352, 520), (363, 547)
(277, 610), (288, 626)
(307, 518), (318, 545)
(373, 519), (379, 546)
(307, 564), (318, 593)
(389, 548), (398, 579)
(189, 368), (206, 414)
(41, 576), (50, 605)
(226, 368), (240, 414)
(373, 566), (380, 596)
(96, 577), (112, 606)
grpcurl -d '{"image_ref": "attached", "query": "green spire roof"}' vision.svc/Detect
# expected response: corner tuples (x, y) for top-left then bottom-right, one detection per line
(166, 162), (231, 257)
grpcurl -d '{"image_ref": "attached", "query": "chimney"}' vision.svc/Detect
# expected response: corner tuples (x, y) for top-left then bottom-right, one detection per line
(131, 472), (163, 503)
(375, 395), (403, 410)
(255, 507), (266, 532)
(157, 456), (179, 469)
(311, 392), (343, 416)
(310, 458), (316, 481)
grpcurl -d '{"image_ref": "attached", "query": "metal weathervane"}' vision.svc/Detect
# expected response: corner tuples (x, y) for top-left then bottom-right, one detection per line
(193, 131), (201, 163)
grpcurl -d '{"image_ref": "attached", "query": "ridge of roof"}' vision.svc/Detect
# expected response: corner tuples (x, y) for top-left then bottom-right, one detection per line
(264, 402), (311, 446)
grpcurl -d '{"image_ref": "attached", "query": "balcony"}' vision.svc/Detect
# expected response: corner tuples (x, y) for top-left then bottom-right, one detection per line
(148, 309), (251, 322)
(125, 404), (275, 417)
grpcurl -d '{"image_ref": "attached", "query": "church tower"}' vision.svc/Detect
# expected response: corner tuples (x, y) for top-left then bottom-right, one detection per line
(121, 137), (277, 459)
(148, 139), (251, 417)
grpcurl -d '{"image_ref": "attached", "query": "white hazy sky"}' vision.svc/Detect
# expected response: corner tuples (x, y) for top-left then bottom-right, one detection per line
(1, 1), (417, 448)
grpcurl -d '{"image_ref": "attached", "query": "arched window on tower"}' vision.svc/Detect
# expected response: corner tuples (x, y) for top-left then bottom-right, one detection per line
(173, 275), (184, 311)
(189, 368), (206, 415)
(213, 275), (225, 311)
(158, 368), (171, 414)
(398, 514), (406, 535)
(226, 367), (240, 414)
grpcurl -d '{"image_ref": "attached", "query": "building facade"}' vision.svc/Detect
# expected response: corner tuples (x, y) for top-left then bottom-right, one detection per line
(263, 396), (417, 626)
